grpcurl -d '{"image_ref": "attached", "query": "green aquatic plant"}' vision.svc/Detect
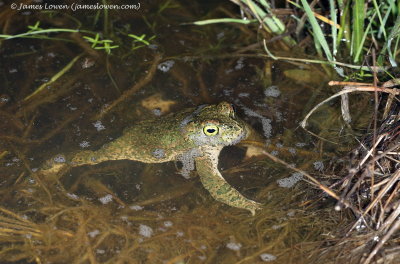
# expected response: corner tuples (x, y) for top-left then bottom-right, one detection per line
(128, 33), (155, 50)
(0, 21), (154, 55)
(299, 0), (333, 62)
(0, 21), (81, 40)
(83, 33), (119, 54)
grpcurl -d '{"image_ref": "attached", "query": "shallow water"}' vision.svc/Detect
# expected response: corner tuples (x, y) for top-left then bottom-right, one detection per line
(0, 1), (373, 263)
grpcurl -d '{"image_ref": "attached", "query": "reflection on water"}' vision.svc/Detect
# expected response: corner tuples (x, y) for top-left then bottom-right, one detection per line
(0, 0), (372, 263)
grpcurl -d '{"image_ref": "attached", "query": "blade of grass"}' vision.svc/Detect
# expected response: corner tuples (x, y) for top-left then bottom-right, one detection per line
(256, 0), (286, 32)
(0, 28), (84, 40)
(300, 0), (333, 61)
(337, 0), (351, 51)
(381, 15), (400, 66)
(229, 0), (295, 45)
(354, 11), (377, 63)
(243, 0), (282, 33)
(192, 18), (257, 25)
(329, 0), (338, 56)
(372, 0), (386, 39)
(23, 54), (83, 101)
(352, 0), (365, 63)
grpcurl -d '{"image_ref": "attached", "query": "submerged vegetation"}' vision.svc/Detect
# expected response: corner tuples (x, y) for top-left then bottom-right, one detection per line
(0, 0), (399, 263)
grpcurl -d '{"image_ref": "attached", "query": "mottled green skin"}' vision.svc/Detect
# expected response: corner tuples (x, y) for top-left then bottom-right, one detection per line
(41, 102), (262, 214)
(195, 146), (261, 215)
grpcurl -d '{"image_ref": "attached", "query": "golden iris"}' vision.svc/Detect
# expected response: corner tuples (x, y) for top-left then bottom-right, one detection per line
(203, 125), (219, 136)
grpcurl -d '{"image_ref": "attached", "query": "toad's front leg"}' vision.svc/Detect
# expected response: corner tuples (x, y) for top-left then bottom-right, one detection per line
(194, 146), (262, 215)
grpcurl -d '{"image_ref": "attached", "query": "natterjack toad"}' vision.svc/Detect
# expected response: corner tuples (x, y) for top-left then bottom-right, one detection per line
(40, 102), (262, 215)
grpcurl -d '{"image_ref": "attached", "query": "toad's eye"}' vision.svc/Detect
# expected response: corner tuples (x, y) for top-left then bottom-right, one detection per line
(203, 125), (219, 136)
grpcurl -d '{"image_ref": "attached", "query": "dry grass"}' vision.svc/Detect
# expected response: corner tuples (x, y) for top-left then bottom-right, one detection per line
(302, 77), (400, 264)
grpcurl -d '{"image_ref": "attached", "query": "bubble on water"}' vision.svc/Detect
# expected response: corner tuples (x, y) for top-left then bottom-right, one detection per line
(223, 88), (233, 96)
(226, 242), (242, 251)
(157, 60), (175, 72)
(0, 95), (10, 103)
(287, 210), (295, 217)
(264, 85), (281, 97)
(81, 57), (95, 69)
(217, 31), (225, 39)
(260, 253), (277, 262)
(99, 194), (113, 204)
(261, 118), (272, 138)
(96, 249), (105, 254)
(242, 106), (273, 138)
(93, 120), (106, 131)
(79, 141), (90, 148)
(130, 205), (143, 211)
(275, 111), (283, 121)
(277, 172), (303, 188)
(139, 224), (153, 238)
(355, 219), (366, 231)
(152, 108), (162, 116)
(234, 57), (244, 70)
(238, 92), (249, 97)
(67, 193), (79, 200)
(271, 225), (281, 230)
(164, 221), (173, 227)
(66, 103), (77, 111)
(88, 229), (100, 238)
(313, 161), (324, 171)
(148, 44), (158, 50)
(271, 150), (279, 156)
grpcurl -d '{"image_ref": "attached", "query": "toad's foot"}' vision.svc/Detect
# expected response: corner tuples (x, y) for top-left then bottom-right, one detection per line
(38, 154), (70, 176)
(195, 146), (263, 216)
(38, 149), (107, 177)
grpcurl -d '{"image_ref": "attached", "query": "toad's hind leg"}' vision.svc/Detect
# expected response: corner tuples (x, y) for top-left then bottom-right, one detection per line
(194, 147), (262, 216)
(39, 136), (139, 176)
